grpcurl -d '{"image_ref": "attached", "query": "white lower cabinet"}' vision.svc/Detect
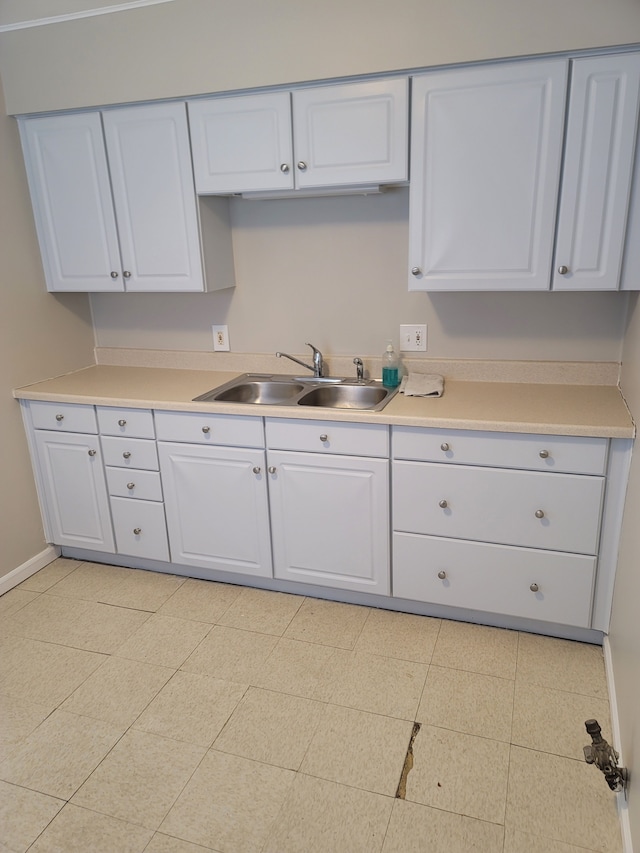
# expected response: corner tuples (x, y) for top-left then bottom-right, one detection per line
(110, 496), (169, 562)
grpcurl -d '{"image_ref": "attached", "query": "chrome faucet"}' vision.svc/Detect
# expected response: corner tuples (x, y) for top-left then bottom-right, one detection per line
(276, 342), (325, 377)
(353, 357), (364, 381)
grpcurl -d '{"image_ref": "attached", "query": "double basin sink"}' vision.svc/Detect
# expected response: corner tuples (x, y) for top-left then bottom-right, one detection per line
(193, 373), (399, 412)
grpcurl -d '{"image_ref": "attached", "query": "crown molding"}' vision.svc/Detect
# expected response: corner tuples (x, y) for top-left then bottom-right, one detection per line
(0, 0), (174, 33)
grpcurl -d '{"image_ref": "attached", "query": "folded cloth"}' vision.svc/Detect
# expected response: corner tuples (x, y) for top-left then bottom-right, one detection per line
(400, 373), (444, 397)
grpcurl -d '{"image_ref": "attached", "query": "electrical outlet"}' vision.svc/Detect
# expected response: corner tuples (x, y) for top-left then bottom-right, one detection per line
(212, 325), (230, 352)
(400, 324), (427, 352)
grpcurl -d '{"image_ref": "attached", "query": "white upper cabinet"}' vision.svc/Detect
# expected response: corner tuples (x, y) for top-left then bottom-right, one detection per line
(188, 77), (408, 194)
(409, 60), (568, 291)
(554, 53), (640, 291)
(20, 102), (213, 292)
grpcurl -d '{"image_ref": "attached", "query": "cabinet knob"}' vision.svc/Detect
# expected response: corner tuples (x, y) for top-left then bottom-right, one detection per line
(530, 582), (540, 592)
(437, 570), (447, 580)
(55, 413), (64, 422)
(539, 449), (549, 459)
(133, 527), (142, 535)
(123, 451), (132, 459)
(439, 499), (448, 509)
(319, 434), (328, 442)
(297, 161), (308, 171)
(440, 442), (450, 452)
(127, 482), (135, 490)
(535, 509), (545, 519)
(118, 419), (127, 427)
(411, 267), (422, 277)
(253, 466), (261, 474)
(280, 163), (290, 173)
(268, 466), (277, 474)
(88, 449), (97, 456)
(123, 271), (131, 279)
(557, 265), (569, 275)
(110, 271), (119, 279)
(202, 426), (211, 434)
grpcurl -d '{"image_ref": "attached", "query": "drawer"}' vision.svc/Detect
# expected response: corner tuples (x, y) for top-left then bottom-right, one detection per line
(393, 460), (604, 554)
(392, 426), (608, 475)
(392, 533), (595, 628)
(110, 497), (170, 562)
(97, 407), (155, 438)
(101, 436), (159, 470)
(266, 418), (389, 457)
(106, 467), (163, 501)
(30, 401), (97, 434)
(154, 410), (264, 447)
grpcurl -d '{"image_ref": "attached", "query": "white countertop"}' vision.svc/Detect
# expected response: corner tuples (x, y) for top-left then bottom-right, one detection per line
(13, 364), (635, 438)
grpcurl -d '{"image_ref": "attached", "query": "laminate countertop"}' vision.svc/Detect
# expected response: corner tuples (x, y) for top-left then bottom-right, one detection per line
(13, 364), (635, 439)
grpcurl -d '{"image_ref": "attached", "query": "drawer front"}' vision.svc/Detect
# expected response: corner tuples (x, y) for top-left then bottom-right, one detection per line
(101, 436), (159, 470)
(110, 497), (170, 561)
(392, 426), (608, 475)
(393, 533), (595, 627)
(97, 406), (155, 439)
(30, 401), (97, 434)
(154, 410), (264, 447)
(106, 467), (163, 501)
(393, 461), (604, 554)
(266, 418), (389, 457)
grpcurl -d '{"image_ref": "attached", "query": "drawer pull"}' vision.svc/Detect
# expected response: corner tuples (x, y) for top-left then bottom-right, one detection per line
(530, 582), (540, 592)
(133, 527), (142, 535)
(440, 442), (450, 452)
(319, 434), (328, 442)
(118, 419), (127, 427)
(55, 413), (64, 421)
(534, 509), (545, 519)
(127, 482), (135, 490)
(88, 449), (97, 457)
(438, 499), (448, 509)
(268, 466), (277, 474)
(437, 570), (447, 580)
(202, 426), (211, 434)
(539, 449), (549, 459)
(123, 451), (132, 459)
(253, 466), (261, 475)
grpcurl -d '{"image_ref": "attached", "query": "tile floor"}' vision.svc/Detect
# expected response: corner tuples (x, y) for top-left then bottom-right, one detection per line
(0, 558), (622, 853)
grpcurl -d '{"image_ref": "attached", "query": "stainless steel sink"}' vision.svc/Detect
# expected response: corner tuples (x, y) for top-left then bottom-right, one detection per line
(193, 373), (399, 411)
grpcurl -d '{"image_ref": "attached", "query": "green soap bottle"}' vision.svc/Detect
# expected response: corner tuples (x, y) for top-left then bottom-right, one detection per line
(382, 341), (400, 388)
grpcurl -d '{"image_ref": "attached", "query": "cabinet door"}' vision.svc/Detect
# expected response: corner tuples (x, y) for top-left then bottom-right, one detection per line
(188, 92), (294, 193)
(553, 53), (640, 291)
(19, 113), (123, 292)
(103, 102), (204, 292)
(291, 78), (408, 188)
(268, 450), (389, 594)
(34, 430), (115, 552)
(158, 442), (272, 577)
(409, 60), (567, 291)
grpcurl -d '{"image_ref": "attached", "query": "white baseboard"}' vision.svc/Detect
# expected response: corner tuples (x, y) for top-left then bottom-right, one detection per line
(603, 636), (634, 853)
(0, 545), (61, 596)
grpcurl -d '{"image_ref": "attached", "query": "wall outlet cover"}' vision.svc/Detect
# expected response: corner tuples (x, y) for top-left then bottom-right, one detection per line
(212, 324), (230, 351)
(400, 324), (427, 352)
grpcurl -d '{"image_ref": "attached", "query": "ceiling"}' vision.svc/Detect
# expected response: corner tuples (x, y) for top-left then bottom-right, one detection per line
(0, 0), (174, 30)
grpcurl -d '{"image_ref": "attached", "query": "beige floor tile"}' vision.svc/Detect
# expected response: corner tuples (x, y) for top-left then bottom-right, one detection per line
(252, 636), (338, 698)
(160, 749), (295, 853)
(146, 834), (221, 852)
(72, 729), (206, 831)
(416, 665), (514, 742)
(512, 681), (612, 760)
(517, 633), (609, 699)
(0, 692), (52, 762)
(503, 825), (601, 853)
(431, 619), (518, 679)
(262, 773), (393, 853)
(1, 593), (150, 654)
(506, 746), (621, 853)
(114, 613), (211, 668)
(217, 585), (303, 635)
(27, 803), (153, 853)
(213, 686), (324, 770)
(0, 636), (105, 712)
(19, 557), (82, 592)
(0, 709), (123, 799)
(134, 671), (247, 746)
(0, 588), (40, 621)
(300, 703), (414, 795)
(158, 577), (242, 623)
(181, 625), (278, 682)
(60, 656), (174, 727)
(327, 650), (428, 719)
(382, 799), (505, 853)
(356, 608), (441, 663)
(44, 561), (135, 601)
(283, 596), (370, 648)
(406, 724), (510, 824)
(0, 780), (64, 853)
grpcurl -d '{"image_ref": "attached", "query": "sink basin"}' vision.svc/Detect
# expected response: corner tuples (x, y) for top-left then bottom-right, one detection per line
(193, 373), (399, 411)
(297, 384), (390, 410)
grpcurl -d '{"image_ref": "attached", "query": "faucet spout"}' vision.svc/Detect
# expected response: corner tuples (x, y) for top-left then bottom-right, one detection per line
(276, 343), (325, 377)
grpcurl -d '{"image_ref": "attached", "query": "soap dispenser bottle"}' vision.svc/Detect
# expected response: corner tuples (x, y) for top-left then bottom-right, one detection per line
(382, 341), (400, 388)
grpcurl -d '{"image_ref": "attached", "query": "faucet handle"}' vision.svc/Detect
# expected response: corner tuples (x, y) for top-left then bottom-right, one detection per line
(353, 357), (364, 381)
(305, 342), (324, 377)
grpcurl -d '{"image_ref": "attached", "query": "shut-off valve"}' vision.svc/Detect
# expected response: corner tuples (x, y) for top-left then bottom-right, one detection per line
(583, 719), (628, 795)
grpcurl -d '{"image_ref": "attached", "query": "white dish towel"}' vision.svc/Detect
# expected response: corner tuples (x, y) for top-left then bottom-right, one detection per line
(400, 373), (444, 397)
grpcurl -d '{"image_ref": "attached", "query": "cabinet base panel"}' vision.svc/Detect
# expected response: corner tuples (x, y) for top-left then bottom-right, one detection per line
(60, 546), (605, 644)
